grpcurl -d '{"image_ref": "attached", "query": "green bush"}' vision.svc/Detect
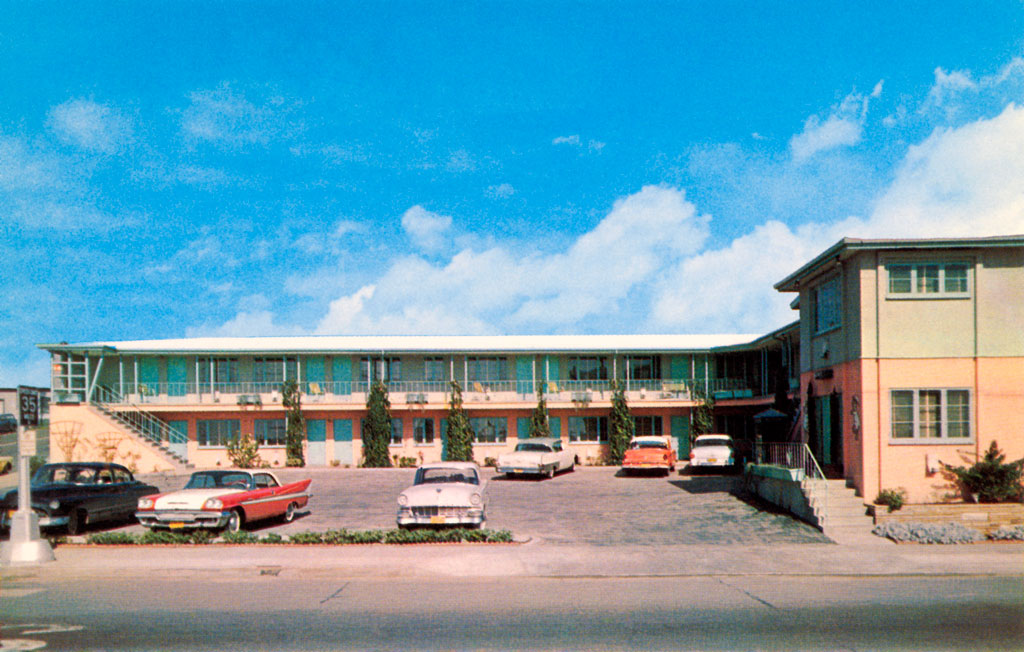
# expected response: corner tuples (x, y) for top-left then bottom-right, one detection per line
(221, 531), (258, 544)
(260, 533), (286, 544)
(288, 531), (325, 544)
(874, 488), (907, 512)
(29, 455), (47, 476)
(945, 441), (1024, 503)
(87, 532), (138, 545)
(140, 530), (193, 545)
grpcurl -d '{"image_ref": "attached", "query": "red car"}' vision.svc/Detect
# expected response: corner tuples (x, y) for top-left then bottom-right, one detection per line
(621, 436), (677, 476)
(136, 470), (311, 532)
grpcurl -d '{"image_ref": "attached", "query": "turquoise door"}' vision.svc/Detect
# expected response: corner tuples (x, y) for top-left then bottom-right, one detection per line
(516, 356), (533, 394)
(332, 419), (353, 465)
(139, 358), (160, 398)
(545, 356), (560, 391)
(167, 420), (188, 461)
(332, 357), (351, 395)
(307, 419), (326, 465)
(167, 357), (187, 397)
(517, 417), (531, 440)
(549, 415), (561, 439)
(440, 419), (448, 460)
(672, 415), (690, 459)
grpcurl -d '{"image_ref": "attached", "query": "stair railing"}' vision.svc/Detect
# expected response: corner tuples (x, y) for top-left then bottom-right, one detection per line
(755, 441), (828, 527)
(91, 385), (187, 457)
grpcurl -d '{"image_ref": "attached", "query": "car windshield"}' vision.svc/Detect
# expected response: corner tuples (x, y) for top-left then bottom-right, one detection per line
(515, 443), (552, 453)
(185, 472), (252, 489)
(34, 465), (98, 485)
(695, 438), (732, 448)
(631, 440), (667, 449)
(415, 468), (479, 486)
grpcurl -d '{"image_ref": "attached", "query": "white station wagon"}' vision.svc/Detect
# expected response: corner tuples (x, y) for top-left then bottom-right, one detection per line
(396, 462), (488, 529)
(689, 434), (736, 469)
(497, 438), (576, 478)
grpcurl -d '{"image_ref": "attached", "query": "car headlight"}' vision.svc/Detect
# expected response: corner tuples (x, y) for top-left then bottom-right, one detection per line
(397, 494), (408, 506)
(202, 498), (223, 510)
(49, 500), (60, 510)
(470, 493), (482, 506)
(137, 497), (154, 509)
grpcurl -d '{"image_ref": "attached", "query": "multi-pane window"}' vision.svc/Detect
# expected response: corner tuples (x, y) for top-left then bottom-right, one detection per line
(198, 358), (239, 385)
(413, 418), (434, 444)
(887, 263), (970, 297)
(633, 416), (662, 437)
(813, 276), (841, 333)
(390, 418), (403, 445)
(890, 389), (971, 441)
(569, 357), (608, 381)
(467, 357), (507, 382)
(51, 353), (87, 401)
(628, 356), (661, 380)
(253, 357), (297, 384)
(253, 419), (287, 446)
(360, 357), (402, 383)
(424, 357), (446, 382)
(469, 417), (507, 443)
(569, 416), (609, 442)
(197, 419), (240, 447)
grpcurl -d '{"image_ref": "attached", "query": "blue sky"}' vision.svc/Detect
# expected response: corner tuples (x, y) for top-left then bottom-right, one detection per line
(3, 1), (1024, 387)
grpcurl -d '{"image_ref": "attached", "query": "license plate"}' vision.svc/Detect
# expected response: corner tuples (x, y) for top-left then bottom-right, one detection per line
(430, 516), (446, 524)
(168, 522), (185, 529)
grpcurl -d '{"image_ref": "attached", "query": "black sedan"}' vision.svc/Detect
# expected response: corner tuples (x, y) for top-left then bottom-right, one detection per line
(1, 462), (160, 535)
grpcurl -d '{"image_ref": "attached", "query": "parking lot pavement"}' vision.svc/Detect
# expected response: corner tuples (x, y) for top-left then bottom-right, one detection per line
(122, 465), (829, 545)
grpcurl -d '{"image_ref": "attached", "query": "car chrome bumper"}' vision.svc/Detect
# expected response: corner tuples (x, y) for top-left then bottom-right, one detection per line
(1, 510), (68, 530)
(396, 507), (484, 527)
(135, 510), (231, 529)
(498, 465), (547, 475)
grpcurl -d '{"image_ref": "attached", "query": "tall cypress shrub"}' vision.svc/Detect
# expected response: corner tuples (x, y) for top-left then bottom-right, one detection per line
(608, 380), (634, 464)
(363, 380), (393, 467)
(445, 381), (474, 462)
(529, 381), (552, 438)
(281, 380), (305, 467)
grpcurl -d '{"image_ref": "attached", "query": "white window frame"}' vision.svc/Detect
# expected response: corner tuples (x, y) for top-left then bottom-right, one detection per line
(885, 262), (971, 299)
(469, 417), (507, 444)
(889, 388), (972, 443)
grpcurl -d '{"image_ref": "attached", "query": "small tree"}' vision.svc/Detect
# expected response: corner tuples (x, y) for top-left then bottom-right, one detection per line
(226, 431), (263, 469)
(945, 441), (1024, 503)
(363, 380), (393, 467)
(529, 381), (552, 438)
(281, 380), (305, 467)
(445, 381), (474, 462)
(607, 380), (634, 464)
(692, 388), (715, 437)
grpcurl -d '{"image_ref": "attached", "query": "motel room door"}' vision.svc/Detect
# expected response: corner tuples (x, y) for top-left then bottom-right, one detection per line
(333, 419), (353, 465)
(307, 419), (326, 466)
(810, 393), (843, 475)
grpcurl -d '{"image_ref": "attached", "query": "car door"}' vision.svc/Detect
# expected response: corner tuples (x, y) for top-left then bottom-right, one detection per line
(247, 473), (280, 520)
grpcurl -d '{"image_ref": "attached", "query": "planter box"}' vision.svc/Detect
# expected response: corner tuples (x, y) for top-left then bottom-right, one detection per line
(747, 464), (804, 482)
(871, 502), (1024, 534)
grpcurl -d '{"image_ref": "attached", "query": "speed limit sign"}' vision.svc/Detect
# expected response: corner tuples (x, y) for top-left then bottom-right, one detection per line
(18, 385), (40, 427)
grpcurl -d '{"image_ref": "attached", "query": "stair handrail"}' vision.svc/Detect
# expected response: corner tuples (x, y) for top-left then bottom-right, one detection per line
(91, 385), (185, 447)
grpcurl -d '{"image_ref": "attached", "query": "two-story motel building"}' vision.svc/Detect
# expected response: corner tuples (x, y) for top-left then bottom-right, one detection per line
(40, 235), (1023, 504)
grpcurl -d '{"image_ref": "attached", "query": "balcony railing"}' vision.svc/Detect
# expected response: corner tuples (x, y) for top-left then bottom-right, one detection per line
(94, 376), (755, 406)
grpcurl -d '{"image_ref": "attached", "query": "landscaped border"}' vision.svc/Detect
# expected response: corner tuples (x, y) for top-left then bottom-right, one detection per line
(58, 527), (515, 546)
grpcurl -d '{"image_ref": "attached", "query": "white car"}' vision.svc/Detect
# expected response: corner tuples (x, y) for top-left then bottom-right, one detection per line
(497, 438), (576, 478)
(396, 462), (488, 529)
(689, 434), (735, 469)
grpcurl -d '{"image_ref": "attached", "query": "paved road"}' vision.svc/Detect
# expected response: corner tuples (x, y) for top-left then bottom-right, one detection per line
(4, 574), (1023, 650)
(118, 466), (828, 545)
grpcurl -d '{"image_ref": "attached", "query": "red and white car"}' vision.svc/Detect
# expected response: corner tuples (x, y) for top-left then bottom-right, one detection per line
(136, 470), (311, 532)
(621, 435), (677, 475)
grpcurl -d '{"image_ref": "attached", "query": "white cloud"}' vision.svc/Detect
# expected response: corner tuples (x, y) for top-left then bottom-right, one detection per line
(485, 183), (515, 199)
(318, 285), (376, 333)
(446, 149), (476, 172)
(588, 140), (606, 153)
(333, 219), (365, 237)
(186, 309), (303, 337)
(180, 83), (297, 149)
(790, 83), (882, 162)
(552, 134), (581, 146)
(401, 205), (453, 252)
(46, 99), (132, 154)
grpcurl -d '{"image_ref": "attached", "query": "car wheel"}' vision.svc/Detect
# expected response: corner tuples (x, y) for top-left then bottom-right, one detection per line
(66, 509), (86, 536)
(226, 509), (243, 533)
(546, 467), (554, 479)
(284, 502), (298, 523)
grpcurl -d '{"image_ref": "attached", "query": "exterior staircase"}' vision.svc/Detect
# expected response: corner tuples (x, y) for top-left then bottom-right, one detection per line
(812, 479), (889, 545)
(90, 387), (193, 473)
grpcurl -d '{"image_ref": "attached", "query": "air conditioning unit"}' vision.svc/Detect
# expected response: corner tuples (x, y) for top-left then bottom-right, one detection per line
(406, 393), (428, 404)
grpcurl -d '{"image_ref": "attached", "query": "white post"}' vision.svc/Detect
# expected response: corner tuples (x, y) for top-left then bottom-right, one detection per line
(1, 388), (55, 566)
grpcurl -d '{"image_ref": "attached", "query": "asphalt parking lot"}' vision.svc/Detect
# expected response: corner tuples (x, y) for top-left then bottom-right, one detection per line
(116, 466), (829, 545)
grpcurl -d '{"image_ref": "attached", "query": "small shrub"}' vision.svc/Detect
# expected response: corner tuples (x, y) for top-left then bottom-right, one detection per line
(221, 531), (258, 544)
(226, 432), (263, 469)
(872, 521), (984, 544)
(29, 455), (48, 476)
(46, 535), (68, 547)
(485, 529), (514, 543)
(289, 531), (325, 544)
(329, 459), (341, 467)
(988, 525), (1024, 541)
(140, 530), (193, 545)
(396, 456), (418, 468)
(874, 488), (907, 512)
(285, 456), (304, 467)
(483, 457), (497, 468)
(261, 533), (286, 544)
(87, 532), (138, 545)
(189, 530), (215, 545)
(944, 441), (1024, 503)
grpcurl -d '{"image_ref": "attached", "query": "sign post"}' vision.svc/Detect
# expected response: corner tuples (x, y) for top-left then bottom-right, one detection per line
(0, 386), (55, 566)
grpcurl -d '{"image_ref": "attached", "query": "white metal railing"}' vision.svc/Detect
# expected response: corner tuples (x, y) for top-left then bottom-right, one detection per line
(92, 386), (187, 449)
(755, 441), (828, 526)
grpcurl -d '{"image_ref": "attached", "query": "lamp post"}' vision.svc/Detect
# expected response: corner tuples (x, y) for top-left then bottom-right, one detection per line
(0, 386), (55, 566)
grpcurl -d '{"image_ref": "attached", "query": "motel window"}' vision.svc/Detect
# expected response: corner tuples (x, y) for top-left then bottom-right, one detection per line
(197, 419), (240, 447)
(569, 357), (608, 381)
(469, 417), (507, 444)
(633, 416), (662, 437)
(424, 357), (446, 382)
(360, 357), (402, 383)
(887, 263), (971, 298)
(628, 357), (661, 381)
(813, 276), (841, 334)
(198, 358), (239, 385)
(414, 418), (434, 445)
(467, 357), (507, 382)
(390, 418), (403, 445)
(253, 357), (297, 384)
(569, 416), (608, 443)
(890, 389), (971, 441)
(253, 419), (287, 447)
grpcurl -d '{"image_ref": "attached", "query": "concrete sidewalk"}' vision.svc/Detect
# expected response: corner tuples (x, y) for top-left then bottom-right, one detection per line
(6, 540), (1023, 580)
